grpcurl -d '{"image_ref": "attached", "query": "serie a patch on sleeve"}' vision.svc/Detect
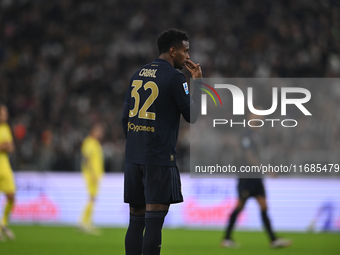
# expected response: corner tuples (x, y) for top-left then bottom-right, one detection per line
(183, 82), (189, 95)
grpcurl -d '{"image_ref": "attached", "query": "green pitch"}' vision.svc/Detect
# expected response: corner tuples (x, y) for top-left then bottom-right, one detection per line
(1, 226), (339, 255)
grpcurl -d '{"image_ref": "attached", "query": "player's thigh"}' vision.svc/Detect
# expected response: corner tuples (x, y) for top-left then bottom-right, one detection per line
(83, 174), (100, 197)
(124, 163), (145, 204)
(235, 199), (247, 210)
(255, 196), (268, 210)
(130, 204), (146, 216)
(0, 170), (16, 194)
(143, 165), (183, 205)
(146, 204), (170, 211)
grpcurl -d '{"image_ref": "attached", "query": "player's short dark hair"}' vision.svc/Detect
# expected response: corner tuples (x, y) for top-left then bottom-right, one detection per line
(157, 28), (189, 54)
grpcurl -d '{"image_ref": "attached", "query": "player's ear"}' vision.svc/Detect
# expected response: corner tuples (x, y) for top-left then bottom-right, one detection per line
(169, 46), (176, 58)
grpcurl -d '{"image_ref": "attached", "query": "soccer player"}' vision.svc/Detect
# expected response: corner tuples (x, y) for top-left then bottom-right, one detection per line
(221, 111), (291, 248)
(0, 102), (16, 241)
(79, 123), (104, 235)
(122, 28), (202, 255)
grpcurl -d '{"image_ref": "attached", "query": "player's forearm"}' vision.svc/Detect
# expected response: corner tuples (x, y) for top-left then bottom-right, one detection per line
(182, 80), (202, 123)
(0, 142), (15, 153)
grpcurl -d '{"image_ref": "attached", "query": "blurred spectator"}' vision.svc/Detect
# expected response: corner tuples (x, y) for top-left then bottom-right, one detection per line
(37, 130), (55, 171)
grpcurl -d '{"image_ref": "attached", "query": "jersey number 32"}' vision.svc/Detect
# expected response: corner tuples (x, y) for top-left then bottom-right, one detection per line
(129, 80), (159, 120)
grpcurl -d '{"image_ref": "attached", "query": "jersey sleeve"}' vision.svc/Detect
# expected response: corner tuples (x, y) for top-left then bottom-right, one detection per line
(0, 125), (13, 143)
(5, 125), (13, 142)
(81, 139), (93, 158)
(170, 73), (192, 110)
(170, 73), (202, 123)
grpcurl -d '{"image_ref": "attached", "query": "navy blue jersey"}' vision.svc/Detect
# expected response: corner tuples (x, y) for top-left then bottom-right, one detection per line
(122, 58), (194, 166)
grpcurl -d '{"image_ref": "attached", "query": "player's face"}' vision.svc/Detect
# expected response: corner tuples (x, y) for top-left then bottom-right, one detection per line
(93, 125), (104, 141)
(173, 41), (190, 69)
(0, 106), (8, 123)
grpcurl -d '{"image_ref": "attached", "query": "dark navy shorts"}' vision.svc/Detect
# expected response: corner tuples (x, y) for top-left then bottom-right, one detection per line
(124, 163), (183, 205)
(238, 178), (265, 200)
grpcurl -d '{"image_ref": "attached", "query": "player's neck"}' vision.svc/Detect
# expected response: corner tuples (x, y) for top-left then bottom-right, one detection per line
(90, 134), (98, 140)
(158, 54), (174, 67)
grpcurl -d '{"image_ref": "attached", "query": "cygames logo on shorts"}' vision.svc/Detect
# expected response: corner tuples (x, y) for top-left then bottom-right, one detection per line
(197, 79), (312, 128)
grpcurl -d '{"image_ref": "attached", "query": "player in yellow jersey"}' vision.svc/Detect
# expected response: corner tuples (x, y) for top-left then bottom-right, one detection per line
(0, 103), (16, 241)
(79, 123), (105, 235)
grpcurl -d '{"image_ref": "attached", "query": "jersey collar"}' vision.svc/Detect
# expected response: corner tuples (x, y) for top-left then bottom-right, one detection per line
(152, 58), (172, 66)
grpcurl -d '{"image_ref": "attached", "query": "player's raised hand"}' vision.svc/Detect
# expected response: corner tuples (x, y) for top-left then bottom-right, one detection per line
(185, 59), (202, 79)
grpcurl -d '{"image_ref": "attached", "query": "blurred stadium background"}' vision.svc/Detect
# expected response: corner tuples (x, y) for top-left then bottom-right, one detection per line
(0, 0), (340, 254)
